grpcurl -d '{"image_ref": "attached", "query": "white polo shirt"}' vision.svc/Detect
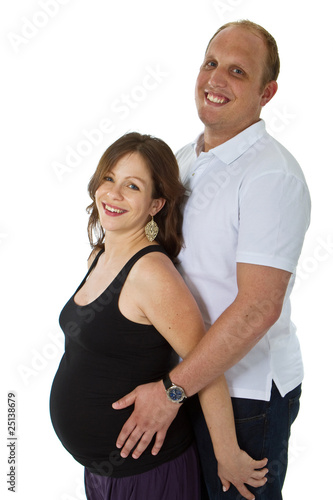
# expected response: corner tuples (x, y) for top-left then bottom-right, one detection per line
(176, 120), (311, 401)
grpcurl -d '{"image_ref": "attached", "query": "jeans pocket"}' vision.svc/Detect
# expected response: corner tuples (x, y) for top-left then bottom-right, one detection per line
(232, 399), (270, 460)
(232, 396), (268, 421)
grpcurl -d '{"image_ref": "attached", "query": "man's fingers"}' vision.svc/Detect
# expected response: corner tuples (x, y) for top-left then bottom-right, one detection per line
(117, 427), (168, 460)
(120, 429), (155, 459)
(112, 390), (136, 410)
(129, 428), (168, 459)
(118, 428), (144, 458)
(115, 417), (137, 451)
(112, 382), (179, 459)
(131, 431), (160, 459)
(151, 430), (168, 456)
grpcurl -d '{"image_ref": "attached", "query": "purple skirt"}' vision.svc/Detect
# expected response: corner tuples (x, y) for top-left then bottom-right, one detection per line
(84, 444), (201, 500)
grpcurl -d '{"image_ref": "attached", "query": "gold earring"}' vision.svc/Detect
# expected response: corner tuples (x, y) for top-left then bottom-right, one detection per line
(145, 216), (159, 242)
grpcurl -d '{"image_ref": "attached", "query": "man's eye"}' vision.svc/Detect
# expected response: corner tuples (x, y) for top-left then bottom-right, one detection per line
(207, 61), (217, 68)
(232, 68), (243, 75)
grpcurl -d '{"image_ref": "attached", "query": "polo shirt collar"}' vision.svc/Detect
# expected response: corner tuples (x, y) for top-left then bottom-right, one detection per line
(195, 119), (266, 165)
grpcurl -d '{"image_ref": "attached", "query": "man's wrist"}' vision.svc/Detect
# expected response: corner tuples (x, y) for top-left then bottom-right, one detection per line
(162, 374), (187, 403)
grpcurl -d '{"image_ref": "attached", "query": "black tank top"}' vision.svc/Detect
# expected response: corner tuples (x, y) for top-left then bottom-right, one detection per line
(50, 246), (193, 477)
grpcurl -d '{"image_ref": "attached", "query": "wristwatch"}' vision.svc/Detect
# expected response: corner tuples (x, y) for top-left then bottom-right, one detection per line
(162, 374), (187, 403)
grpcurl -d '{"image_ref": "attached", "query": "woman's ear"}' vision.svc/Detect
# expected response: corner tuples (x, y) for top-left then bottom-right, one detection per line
(150, 198), (166, 216)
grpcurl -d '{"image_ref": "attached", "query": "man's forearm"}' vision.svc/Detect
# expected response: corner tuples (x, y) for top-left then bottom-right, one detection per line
(170, 297), (275, 396)
(113, 264), (290, 459)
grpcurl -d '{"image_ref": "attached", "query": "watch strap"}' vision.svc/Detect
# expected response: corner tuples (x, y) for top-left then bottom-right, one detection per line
(162, 374), (187, 402)
(162, 374), (173, 391)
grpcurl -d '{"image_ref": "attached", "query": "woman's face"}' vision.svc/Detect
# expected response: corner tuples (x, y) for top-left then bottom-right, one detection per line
(95, 152), (165, 238)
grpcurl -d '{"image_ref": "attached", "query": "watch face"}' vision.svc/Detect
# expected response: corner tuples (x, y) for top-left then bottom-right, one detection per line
(168, 386), (184, 402)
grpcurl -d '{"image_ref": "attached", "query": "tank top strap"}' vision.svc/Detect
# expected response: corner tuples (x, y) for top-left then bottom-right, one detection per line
(113, 245), (168, 290)
(73, 248), (105, 295)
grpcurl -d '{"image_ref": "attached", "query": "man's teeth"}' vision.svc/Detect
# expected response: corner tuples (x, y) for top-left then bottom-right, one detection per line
(105, 205), (125, 213)
(207, 93), (227, 104)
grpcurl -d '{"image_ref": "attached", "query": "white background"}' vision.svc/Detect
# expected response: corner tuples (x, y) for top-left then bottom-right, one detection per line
(1, 0), (332, 498)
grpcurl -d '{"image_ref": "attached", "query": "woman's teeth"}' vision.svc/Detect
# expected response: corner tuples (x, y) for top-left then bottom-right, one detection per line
(105, 204), (125, 214)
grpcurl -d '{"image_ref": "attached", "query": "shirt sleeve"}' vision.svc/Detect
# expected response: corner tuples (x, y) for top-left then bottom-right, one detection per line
(236, 171), (311, 273)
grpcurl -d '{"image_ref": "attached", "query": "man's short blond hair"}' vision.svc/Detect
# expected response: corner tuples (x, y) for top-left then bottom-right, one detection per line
(206, 20), (280, 88)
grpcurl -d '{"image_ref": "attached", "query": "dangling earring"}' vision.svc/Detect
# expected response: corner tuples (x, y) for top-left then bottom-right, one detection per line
(145, 216), (159, 242)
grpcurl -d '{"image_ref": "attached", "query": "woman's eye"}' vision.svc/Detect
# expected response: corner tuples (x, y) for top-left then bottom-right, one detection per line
(104, 176), (114, 182)
(128, 183), (139, 191)
(232, 68), (243, 75)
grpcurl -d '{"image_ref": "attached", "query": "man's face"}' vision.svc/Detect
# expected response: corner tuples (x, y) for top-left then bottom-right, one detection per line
(195, 26), (276, 144)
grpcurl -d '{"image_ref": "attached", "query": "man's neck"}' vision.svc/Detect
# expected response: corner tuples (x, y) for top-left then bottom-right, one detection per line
(203, 133), (230, 152)
(203, 119), (260, 152)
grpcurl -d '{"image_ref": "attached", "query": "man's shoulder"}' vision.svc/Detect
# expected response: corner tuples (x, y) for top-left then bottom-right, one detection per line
(259, 133), (307, 182)
(175, 140), (198, 185)
(175, 141), (195, 162)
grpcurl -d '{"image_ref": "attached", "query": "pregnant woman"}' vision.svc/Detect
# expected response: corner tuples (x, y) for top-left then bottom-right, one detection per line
(50, 132), (268, 500)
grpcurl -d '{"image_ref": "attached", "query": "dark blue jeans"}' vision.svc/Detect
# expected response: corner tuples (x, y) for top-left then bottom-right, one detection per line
(187, 382), (301, 500)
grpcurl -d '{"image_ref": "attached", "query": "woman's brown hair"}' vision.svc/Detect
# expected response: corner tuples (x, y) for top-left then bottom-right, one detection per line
(86, 132), (185, 261)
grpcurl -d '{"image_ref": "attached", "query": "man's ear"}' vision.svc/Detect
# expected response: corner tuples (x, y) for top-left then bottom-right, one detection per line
(261, 80), (278, 107)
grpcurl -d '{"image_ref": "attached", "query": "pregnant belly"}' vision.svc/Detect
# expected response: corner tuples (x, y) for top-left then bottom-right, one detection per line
(50, 365), (133, 468)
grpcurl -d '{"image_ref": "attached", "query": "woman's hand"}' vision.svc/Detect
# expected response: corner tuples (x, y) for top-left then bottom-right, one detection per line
(218, 449), (268, 500)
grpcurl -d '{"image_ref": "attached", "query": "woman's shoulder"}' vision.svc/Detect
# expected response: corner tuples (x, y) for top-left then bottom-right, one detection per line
(139, 245), (174, 267)
(130, 246), (183, 288)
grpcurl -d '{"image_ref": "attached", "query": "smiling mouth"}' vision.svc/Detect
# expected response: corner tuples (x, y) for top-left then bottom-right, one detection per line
(104, 203), (126, 214)
(206, 92), (230, 104)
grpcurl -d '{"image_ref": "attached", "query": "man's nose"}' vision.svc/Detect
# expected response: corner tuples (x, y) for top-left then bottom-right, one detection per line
(208, 67), (228, 88)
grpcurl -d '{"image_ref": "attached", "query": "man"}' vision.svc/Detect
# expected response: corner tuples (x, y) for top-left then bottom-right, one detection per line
(113, 20), (311, 500)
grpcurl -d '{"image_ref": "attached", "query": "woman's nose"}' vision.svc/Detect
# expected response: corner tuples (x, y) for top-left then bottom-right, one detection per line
(107, 184), (123, 200)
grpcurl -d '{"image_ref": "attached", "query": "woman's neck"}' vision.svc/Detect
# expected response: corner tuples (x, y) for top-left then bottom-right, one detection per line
(102, 230), (156, 264)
